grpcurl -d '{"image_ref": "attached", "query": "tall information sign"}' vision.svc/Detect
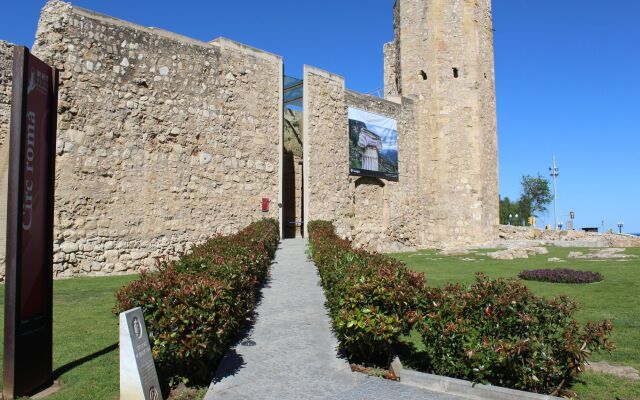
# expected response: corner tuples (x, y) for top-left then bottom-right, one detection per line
(3, 46), (58, 399)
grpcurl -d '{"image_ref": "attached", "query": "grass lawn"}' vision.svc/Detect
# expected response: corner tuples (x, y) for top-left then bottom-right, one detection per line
(391, 246), (640, 400)
(0, 275), (136, 400)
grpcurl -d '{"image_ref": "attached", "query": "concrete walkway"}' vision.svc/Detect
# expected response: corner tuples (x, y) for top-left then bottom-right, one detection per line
(205, 239), (462, 400)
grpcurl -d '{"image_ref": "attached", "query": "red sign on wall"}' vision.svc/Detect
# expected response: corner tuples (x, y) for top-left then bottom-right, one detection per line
(3, 47), (58, 399)
(262, 198), (270, 213)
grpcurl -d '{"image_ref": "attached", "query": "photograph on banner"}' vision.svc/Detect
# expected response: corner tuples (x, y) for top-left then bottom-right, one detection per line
(348, 107), (398, 180)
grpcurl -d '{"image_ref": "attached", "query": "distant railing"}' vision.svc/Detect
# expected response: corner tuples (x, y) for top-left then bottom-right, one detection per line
(365, 87), (385, 98)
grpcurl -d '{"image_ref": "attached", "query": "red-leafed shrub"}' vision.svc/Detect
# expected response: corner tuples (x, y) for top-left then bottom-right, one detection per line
(115, 267), (238, 384)
(415, 274), (613, 395)
(307, 220), (614, 396)
(307, 220), (425, 364)
(114, 218), (279, 386)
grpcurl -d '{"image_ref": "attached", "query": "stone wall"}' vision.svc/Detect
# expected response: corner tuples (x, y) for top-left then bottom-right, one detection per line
(0, 41), (12, 147)
(303, 66), (351, 238)
(304, 0), (499, 251)
(383, 42), (397, 98)
(0, 0), (502, 278)
(345, 90), (421, 252)
(390, 0), (499, 247)
(498, 225), (640, 248)
(304, 65), (421, 252)
(0, 40), (14, 275)
(0, 1), (282, 279)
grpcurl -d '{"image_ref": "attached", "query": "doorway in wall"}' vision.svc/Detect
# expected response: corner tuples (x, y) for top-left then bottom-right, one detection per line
(282, 75), (304, 238)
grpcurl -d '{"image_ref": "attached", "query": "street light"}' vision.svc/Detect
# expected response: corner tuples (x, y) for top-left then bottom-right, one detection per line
(549, 156), (559, 230)
(618, 221), (624, 234)
(515, 213), (519, 227)
(508, 214), (512, 226)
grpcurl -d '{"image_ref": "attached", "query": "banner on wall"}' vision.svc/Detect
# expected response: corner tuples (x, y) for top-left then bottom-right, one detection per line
(348, 107), (398, 181)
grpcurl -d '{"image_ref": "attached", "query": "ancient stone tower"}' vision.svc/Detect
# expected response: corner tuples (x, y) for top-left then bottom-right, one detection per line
(384, 0), (499, 246)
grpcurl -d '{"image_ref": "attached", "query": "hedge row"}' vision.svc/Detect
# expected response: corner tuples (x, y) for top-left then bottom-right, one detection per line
(307, 221), (425, 364)
(114, 219), (279, 386)
(307, 221), (614, 395)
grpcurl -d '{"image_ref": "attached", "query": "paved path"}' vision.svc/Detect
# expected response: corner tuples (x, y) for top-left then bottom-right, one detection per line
(205, 239), (462, 400)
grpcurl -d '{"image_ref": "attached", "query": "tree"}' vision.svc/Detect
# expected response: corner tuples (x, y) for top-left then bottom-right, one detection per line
(500, 196), (529, 226)
(499, 196), (514, 225)
(500, 175), (552, 226)
(520, 175), (552, 217)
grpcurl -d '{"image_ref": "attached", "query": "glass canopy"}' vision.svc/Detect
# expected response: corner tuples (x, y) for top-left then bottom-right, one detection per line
(284, 75), (303, 108)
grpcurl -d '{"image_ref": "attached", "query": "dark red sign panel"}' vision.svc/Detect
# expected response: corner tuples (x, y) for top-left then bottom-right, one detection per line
(3, 47), (57, 399)
(20, 55), (52, 319)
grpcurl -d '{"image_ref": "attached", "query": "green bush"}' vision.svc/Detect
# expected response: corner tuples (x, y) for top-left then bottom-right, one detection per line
(307, 220), (425, 364)
(415, 273), (613, 394)
(114, 267), (238, 384)
(307, 220), (613, 395)
(173, 219), (279, 317)
(114, 218), (279, 386)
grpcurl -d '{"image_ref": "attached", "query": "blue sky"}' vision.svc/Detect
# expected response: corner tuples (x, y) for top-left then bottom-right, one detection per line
(2, 1), (638, 232)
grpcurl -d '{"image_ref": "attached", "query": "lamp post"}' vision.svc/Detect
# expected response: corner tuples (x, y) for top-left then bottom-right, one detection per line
(508, 214), (512, 226)
(618, 221), (624, 234)
(549, 155), (559, 230)
(515, 213), (519, 227)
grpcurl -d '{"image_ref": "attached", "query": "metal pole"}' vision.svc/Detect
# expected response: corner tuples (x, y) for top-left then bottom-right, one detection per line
(549, 156), (559, 230)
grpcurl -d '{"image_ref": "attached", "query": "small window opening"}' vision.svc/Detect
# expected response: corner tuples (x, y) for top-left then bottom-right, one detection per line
(419, 70), (428, 80)
(453, 67), (459, 78)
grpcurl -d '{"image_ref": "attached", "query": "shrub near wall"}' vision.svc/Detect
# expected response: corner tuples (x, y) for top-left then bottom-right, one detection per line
(415, 275), (613, 394)
(114, 219), (279, 386)
(307, 221), (425, 364)
(308, 221), (614, 396)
